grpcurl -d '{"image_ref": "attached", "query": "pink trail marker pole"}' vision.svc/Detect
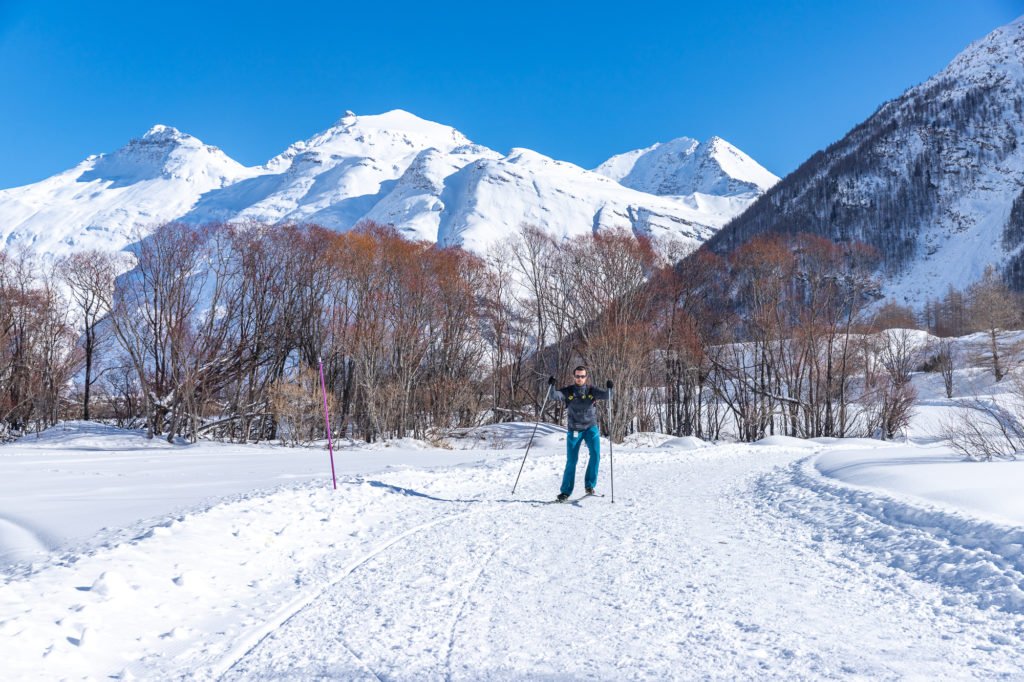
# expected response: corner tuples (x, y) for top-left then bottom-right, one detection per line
(318, 356), (337, 490)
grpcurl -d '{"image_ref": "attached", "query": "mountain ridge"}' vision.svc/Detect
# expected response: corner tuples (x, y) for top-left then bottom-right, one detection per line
(706, 14), (1024, 306)
(0, 110), (776, 258)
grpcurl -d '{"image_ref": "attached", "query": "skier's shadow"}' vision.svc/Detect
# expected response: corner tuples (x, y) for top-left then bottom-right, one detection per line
(359, 479), (574, 506)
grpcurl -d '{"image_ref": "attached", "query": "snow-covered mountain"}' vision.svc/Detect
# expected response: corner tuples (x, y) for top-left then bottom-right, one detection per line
(708, 15), (1024, 306)
(179, 110), (480, 230)
(594, 135), (778, 198)
(0, 126), (254, 255)
(0, 110), (776, 258)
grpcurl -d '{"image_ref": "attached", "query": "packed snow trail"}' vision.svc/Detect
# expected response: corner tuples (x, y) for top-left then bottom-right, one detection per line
(216, 444), (1024, 680)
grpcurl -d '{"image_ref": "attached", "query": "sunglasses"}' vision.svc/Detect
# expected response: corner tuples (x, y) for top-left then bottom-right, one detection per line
(574, 374), (587, 378)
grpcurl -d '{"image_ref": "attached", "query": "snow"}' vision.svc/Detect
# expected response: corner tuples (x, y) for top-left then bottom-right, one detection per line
(431, 145), (732, 252)
(816, 445), (1024, 526)
(593, 135), (779, 198)
(4, 404), (1024, 678)
(0, 127), (255, 258)
(0, 421), (505, 560)
(0, 111), (776, 260)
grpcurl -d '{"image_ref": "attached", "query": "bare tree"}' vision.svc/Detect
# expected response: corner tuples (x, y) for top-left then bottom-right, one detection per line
(926, 337), (956, 399)
(0, 249), (79, 435)
(862, 330), (918, 440)
(106, 223), (212, 438)
(653, 249), (728, 439)
(968, 264), (1022, 382)
(56, 250), (124, 420)
(877, 328), (920, 388)
(481, 240), (534, 421)
(559, 230), (661, 440)
(508, 225), (573, 415)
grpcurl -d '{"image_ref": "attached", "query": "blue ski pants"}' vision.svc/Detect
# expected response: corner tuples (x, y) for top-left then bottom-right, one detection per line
(561, 426), (600, 496)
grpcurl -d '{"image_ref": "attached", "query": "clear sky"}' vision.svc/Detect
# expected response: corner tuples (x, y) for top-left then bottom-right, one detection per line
(1, 0), (1021, 189)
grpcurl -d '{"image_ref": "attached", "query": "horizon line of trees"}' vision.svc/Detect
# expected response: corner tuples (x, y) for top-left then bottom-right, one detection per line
(1, 221), (1021, 445)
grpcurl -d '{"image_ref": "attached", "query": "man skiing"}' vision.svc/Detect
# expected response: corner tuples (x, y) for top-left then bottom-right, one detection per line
(548, 366), (612, 502)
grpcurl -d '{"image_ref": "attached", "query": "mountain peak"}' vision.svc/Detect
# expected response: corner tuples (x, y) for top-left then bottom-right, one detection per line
(326, 109), (457, 134)
(0, 110), (775, 264)
(702, 135), (726, 149)
(142, 124), (183, 140)
(266, 109), (474, 174)
(595, 135), (777, 197)
(71, 124), (249, 191)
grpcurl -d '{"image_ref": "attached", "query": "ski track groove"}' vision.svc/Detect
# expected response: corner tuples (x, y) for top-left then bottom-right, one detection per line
(211, 501), (492, 681)
(189, 448), (1024, 679)
(442, 528), (512, 681)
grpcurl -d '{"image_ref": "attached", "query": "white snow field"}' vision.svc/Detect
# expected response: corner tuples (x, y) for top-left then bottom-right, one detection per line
(3, 416), (1024, 679)
(0, 421), (506, 564)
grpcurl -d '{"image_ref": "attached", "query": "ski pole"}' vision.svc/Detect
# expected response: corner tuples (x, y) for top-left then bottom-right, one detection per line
(318, 356), (338, 490)
(512, 384), (550, 495)
(608, 382), (615, 504)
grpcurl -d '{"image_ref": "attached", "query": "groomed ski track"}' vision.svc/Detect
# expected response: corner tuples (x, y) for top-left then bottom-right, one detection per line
(211, 442), (1024, 680)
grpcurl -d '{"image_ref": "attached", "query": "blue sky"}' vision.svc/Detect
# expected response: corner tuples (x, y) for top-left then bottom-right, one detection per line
(0, 0), (1021, 188)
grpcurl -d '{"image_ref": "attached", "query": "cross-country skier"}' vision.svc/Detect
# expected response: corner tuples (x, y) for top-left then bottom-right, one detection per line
(548, 366), (612, 501)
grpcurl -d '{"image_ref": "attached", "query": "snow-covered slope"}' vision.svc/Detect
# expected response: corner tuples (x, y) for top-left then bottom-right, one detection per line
(595, 135), (778, 198)
(590, 135), (779, 249)
(430, 147), (731, 252)
(0, 126), (255, 257)
(180, 111), (736, 251)
(180, 110), (481, 229)
(0, 110), (776, 257)
(710, 15), (1024, 306)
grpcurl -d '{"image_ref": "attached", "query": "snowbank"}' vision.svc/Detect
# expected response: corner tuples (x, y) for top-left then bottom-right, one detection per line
(765, 452), (1024, 615)
(815, 443), (1024, 527)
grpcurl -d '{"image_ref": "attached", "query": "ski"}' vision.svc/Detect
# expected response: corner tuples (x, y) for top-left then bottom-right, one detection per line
(531, 492), (605, 507)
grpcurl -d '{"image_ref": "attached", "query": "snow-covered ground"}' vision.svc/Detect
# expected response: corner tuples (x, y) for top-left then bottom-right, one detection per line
(0, 422), (507, 564)
(3, 397), (1024, 679)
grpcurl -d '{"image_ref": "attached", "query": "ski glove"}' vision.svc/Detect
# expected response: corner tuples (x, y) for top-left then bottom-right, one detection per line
(548, 376), (556, 386)
(606, 380), (613, 389)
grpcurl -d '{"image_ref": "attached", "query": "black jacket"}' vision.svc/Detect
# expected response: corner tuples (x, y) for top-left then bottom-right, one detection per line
(549, 384), (611, 431)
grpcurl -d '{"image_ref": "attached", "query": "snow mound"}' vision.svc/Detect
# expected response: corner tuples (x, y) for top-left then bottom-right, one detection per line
(810, 437), (898, 450)
(0, 420), (182, 453)
(815, 446), (1024, 526)
(620, 431), (676, 448)
(755, 435), (818, 448)
(658, 436), (711, 450)
(90, 571), (132, 599)
(0, 519), (47, 564)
